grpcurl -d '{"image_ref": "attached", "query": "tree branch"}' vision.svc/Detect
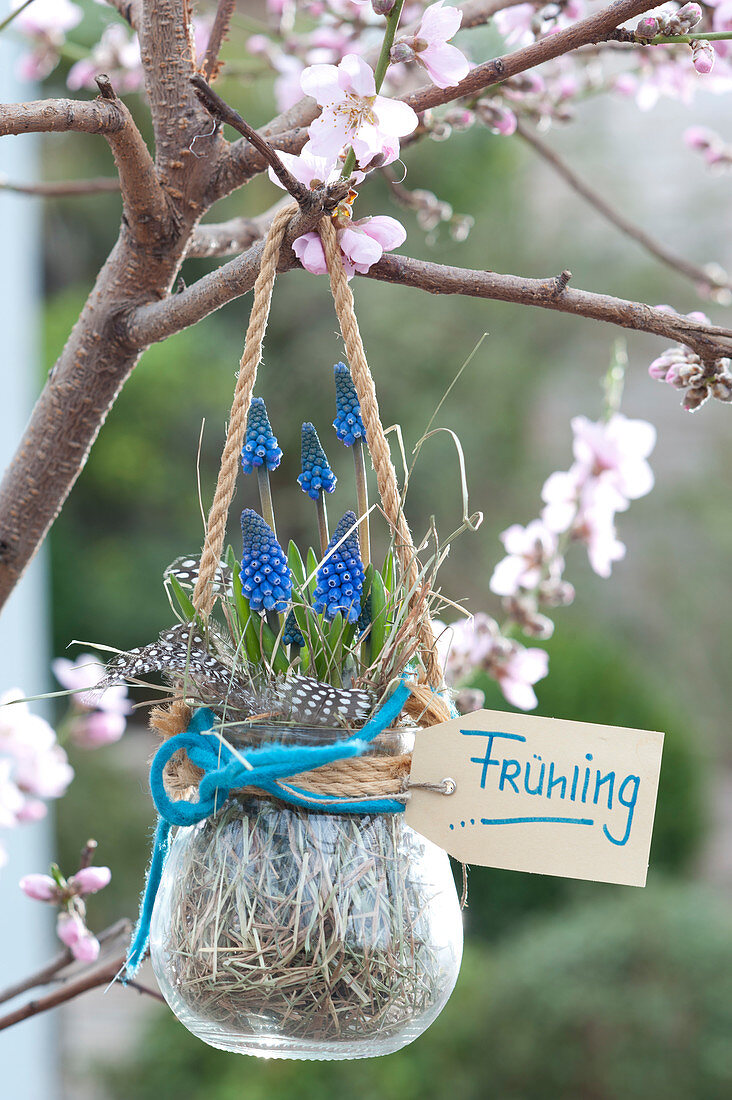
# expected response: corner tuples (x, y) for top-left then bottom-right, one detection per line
(200, 0), (237, 82)
(515, 121), (731, 298)
(210, 0), (659, 204)
(0, 953), (130, 1031)
(0, 919), (130, 1008)
(363, 254), (732, 359)
(0, 97), (125, 138)
(0, 176), (121, 196)
(187, 198), (290, 258)
(190, 74), (312, 204)
(129, 188), (350, 345)
(105, 0), (141, 28)
(94, 76), (172, 244)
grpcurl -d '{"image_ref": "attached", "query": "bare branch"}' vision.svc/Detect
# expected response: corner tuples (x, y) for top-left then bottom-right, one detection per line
(129, 188), (351, 345)
(200, 0), (236, 81)
(0, 919), (130, 1009)
(0, 954), (128, 1031)
(187, 198), (291, 258)
(190, 74), (312, 204)
(94, 77), (172, 243)
(515, 121), (731, 297)
(0, 97), (125, 138)
(363, 254), (732, 359)
(0, 176), (121, 196)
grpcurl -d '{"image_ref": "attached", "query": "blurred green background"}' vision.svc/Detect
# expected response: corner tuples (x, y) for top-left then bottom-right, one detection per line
(22, 6), (732, 1095)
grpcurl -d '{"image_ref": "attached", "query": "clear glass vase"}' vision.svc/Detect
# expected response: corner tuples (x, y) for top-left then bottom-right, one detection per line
(149, 724), (463, 1060)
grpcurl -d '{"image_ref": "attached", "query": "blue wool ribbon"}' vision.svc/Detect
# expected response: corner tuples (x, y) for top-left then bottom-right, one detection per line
(124, 680), (412, 978)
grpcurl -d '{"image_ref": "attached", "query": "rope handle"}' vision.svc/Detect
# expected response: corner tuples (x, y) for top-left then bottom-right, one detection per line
(191, 204), (440, 684)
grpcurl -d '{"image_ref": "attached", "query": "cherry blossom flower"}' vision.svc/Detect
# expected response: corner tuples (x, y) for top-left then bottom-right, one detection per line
(293, 213), (406, 276)
(571, 413), (656, 503)
(490, 520), (561, 597)
(20, 854), (110, 961)
(301, 53), (418, 164)
(435, 614), (549, 711)
(394, 1), (470, 89)
(52, 653), (130, 748)
(67, 24), (143, 93)
(12, 0), (82, 81)
(0, 690), (74, 810)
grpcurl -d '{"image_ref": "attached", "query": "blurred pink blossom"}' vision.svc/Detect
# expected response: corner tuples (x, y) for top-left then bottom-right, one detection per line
(490, 520), (561, 597)
(0, 690), (74, 810)
(13, 0), (82, 81)
(70, 865), (112, 895)
(53, 653), (129, 748)
(20, 872), (58, 902)
(435, 614), (549, 711)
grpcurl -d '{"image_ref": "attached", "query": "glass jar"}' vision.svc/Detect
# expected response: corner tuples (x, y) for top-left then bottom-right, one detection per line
(149, 722), (463, 1060)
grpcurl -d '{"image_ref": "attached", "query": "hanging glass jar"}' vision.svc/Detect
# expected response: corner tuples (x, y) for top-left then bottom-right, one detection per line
(149, 723), (463, 1059)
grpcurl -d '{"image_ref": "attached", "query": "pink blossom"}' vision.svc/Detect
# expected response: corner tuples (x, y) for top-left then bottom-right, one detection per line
(494, 3), (535, 47)
(691, 40), (715, 75)
(268, 148), (341, 190)
(56, 911), (101, 961)
(0, 690), (74, 802)
(274, 56), (306, 112)
(0, 759), (24, 828)
(490, 520), (560, 597)
(16, 797), (48, 823)
(571, 413), (656, 502)
(409, 1), (470, 89)
(576, 504), (626, 578)
(293, 213), (406, 276)
(301, 53), (418, 164)
(67, 24), (143, 94)
(494, 645), (549, 710)
(52, 651), (129, 721)
(70, 711), (126, 749)
(70, 866), (112, 895)
(13, 0), (82, 36)
(20, 873), (58, 902)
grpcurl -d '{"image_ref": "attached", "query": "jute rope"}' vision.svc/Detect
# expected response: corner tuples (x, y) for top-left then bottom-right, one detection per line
(156, 204), (452, 803)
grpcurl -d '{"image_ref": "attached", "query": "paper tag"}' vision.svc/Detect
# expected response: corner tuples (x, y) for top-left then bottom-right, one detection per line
(405, 709), (664, 887)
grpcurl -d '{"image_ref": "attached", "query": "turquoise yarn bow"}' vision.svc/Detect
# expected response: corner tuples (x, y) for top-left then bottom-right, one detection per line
(124, 680), (412, 978)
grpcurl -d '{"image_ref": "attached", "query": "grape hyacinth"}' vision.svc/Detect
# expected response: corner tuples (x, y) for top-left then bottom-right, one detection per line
(282, 610), (305, 648)
(241, 397), (282, 474)
(313, 511), (365, 622)
(333, 362), (365, 446)
(298, 423), (337, 499)
(240, 510), (292, 612)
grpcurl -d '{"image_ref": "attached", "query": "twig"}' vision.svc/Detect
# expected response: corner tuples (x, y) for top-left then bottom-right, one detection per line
(515, 121), (731, 296)
(363, 254), (732, 360)
(190, 74), (311, 205)
(126, 978), (166, 1003)
(200, 0), (237, 82)
(0, 98), (125, 138)
(0, 919), (130, 1008)
(0, 0), (33, 33)
(0, 954), (127, 1031)
(0, 176), (121, 197)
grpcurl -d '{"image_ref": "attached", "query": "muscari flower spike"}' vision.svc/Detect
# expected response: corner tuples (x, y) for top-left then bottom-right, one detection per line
(240, 509), (292, 612)
(298, 422), (337, 500)
(333, 362), (365, 447)
(241, 397), (283, 475)
(282, 610), (305, 648)
(312, 510), (365, 623)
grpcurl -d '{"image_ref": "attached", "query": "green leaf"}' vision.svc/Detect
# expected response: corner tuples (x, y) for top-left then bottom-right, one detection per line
(166, 574), (196, 622)
(325, 612), (344, 686)
(260, 618), (289, 676)
(382, 549), (394, 594)
(369, 570), (388, 662)
(293, 602), (327, 681)
(287, 541), (306, 588)
(233, 571), (262, 665)
(225, 544), (238, 574)
(305, 547), (320, 600)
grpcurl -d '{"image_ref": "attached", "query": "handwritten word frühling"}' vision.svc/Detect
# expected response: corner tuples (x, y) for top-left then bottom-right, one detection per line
(462, 730), (641, 847)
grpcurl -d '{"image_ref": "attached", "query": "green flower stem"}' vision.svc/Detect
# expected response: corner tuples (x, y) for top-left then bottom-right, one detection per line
(0, 0), (33, 33)
(265, 609), (281, 637)
(256, 465), (277, 540)
(341, 0), (406, 180)
(353, 437), (371, 569)
(316, 492), (330, 558)
(647, 31), (732, 43)
(289, 641), (301, 665)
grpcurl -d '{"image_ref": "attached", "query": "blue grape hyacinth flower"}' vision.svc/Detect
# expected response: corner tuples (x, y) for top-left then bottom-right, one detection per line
(240, 509), (292, 612)
(312, 511), (365, 623)
(282, 610), (305, 647)
(298, 423), (337, 500)
(333, 362), (365, 447)
(241, 397), (283, 474)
